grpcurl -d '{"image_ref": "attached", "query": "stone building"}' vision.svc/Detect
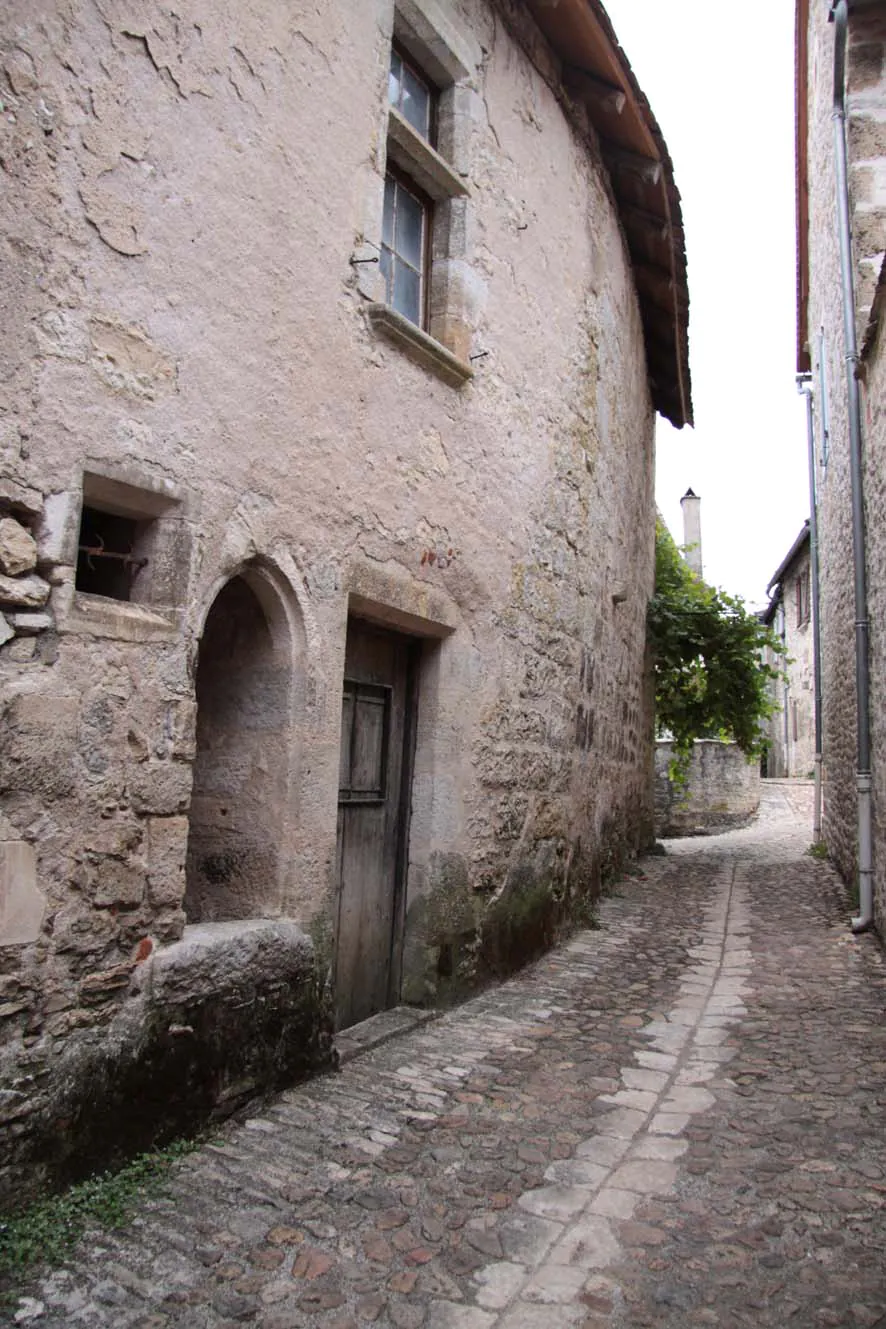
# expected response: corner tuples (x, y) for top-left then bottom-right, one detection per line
(796, 0), (886, 929)
(0, 0), (691, 1201)
(761, 523), (815, 779)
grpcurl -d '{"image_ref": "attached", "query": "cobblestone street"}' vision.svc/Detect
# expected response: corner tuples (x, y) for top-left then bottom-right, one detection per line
(14, 781), (886, 1328)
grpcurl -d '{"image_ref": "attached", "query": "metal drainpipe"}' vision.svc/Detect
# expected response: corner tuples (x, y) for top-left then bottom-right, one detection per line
(797, 374), (824, 842)
(831, 0), (874, 931)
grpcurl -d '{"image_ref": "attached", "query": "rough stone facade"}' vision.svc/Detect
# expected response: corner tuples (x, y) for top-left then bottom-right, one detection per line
(761, 526), (815, 779)
(0, 0), (681, 1202)
(798, 0), (886, 929)
(654, 740), (760, 838)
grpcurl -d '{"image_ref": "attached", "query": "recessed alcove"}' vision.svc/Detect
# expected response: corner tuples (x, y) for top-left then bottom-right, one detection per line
(184, 568), (293, 923)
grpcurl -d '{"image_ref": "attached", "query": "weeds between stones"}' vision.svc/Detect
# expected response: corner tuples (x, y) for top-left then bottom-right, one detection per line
(0, 1136), (203, 1303)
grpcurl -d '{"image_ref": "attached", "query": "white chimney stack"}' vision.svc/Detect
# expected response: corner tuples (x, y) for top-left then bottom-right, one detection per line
(680, 488), (702, 577)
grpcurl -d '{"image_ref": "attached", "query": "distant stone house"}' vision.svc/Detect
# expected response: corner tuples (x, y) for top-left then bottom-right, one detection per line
(0, 0), (691, 1201)
(796, 0), (886, 929)
(761, 523), (815, 779)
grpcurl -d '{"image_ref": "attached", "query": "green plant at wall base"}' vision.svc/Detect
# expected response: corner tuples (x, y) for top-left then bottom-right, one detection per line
(648, 522), (785, 785)
(0, 1137), (201, 1295)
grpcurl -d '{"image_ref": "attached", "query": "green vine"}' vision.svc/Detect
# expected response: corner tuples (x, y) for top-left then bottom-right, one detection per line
(0, 1137), (202, 1297)
(648, 521), (785, 784)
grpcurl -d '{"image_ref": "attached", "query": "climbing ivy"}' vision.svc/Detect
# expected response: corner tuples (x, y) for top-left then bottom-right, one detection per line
(647, 521), (785, 783)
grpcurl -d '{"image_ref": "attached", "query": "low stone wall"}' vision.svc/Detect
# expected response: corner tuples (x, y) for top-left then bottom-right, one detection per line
(1, 920), (334, 1209)
(655, 741), (760, 838)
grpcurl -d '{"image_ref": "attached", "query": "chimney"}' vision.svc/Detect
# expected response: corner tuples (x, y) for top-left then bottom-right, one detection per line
(680, 488), (703, 577)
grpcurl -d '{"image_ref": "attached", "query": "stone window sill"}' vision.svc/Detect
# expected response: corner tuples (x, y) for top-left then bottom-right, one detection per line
(58, 586), (180, 641)
(366, 304), (473, 387)
(386, 107), (470, 201)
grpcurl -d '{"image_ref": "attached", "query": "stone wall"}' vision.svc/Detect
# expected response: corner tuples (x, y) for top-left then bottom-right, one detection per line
(0, 0), (658, 1202)
(763, 546), (816, 780)
(801, 2), (886, 928)
(862, 315), (886, 929)
(654, 741), (760, 839)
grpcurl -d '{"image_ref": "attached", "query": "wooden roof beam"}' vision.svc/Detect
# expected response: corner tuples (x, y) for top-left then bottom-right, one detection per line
(600, 141), (662, 187)
(633, 259), (676, 289)
(620, 203), (669, 243)
(562, 66), (627, 117)
(632, 263), (688, 318)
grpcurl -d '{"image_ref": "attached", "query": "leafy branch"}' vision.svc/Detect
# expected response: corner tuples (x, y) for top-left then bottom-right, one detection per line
(648, 521), (785, 783)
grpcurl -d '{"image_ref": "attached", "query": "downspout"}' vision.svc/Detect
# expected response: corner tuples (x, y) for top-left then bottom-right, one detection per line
(830, 0), (874, 931)
(797, 374), (824, 842)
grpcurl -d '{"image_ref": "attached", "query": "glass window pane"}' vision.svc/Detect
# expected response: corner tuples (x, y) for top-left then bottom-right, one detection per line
(388, 51), (401, 108)
(393, 259), (421, 325)
(395, 184), (424, 270)
(400, 64), (430, 138)
(382, 175), (396, 248)
(379, 245), (393, 301)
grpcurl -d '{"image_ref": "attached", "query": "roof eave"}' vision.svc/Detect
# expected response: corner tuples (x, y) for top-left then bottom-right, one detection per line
(796, 0), (811, 374)
(521, 0), (693, 428)
(766, 521), (811, 592)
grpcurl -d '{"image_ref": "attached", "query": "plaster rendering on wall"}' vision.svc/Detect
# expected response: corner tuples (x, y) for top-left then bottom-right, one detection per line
(0, 0), (691, 1202)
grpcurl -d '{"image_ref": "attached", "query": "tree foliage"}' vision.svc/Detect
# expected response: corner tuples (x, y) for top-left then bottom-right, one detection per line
(647, 521), (785, 781)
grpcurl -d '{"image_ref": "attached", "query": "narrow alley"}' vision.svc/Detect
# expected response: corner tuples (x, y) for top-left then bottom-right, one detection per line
(11, 782), (884, 1329)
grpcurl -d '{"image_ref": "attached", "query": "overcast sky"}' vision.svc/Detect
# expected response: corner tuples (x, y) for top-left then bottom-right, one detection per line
(601, 0), (810, 609)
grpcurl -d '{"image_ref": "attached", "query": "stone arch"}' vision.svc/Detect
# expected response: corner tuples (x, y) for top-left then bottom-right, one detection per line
(184, 559), (302, 923)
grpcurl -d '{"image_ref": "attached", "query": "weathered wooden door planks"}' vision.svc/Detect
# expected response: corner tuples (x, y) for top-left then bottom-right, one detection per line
(335, 619), (418, 1029)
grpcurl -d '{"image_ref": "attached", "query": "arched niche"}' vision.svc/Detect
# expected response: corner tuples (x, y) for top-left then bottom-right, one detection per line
(184, 562), (299, 923)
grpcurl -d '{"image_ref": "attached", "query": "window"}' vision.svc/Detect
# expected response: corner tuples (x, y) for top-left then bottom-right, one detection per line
(56, 468), (190, 640)
(381, 171), (430, 327)
(796, 567), (811, 627)
(381, 48), (436, 331)
(360, 11), (475, 384)
(76, 506), (148, 602)
(388, 46), (434, 143)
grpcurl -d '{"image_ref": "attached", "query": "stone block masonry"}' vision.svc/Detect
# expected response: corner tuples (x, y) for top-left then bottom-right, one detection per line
(800, 1), (886, 929)
(654, 741), (760, 838)
(0, 0), (668, 1202)
(0, 921), (333, 1201)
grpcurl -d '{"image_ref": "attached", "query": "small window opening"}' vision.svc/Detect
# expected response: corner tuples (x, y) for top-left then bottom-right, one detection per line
(795, 567), (811, 628)
(380, 171), (431, 328)
(76, 505), (148, 602)
(388, 45), (435, 143)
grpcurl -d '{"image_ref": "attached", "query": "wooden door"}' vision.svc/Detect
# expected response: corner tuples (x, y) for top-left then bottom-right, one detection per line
(335, 619), (418, 1029)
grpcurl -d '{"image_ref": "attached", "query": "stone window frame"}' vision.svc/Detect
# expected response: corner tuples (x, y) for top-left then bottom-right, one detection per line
(362, 0), (479, 388)
(795, 566), (811, 629)
(51, 466), (190, 642)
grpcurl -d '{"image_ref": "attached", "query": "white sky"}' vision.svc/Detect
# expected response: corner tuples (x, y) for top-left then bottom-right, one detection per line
(601, 0), (810, 609)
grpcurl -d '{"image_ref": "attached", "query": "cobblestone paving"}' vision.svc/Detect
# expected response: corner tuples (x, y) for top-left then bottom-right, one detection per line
(13, 781), (886, 1328)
